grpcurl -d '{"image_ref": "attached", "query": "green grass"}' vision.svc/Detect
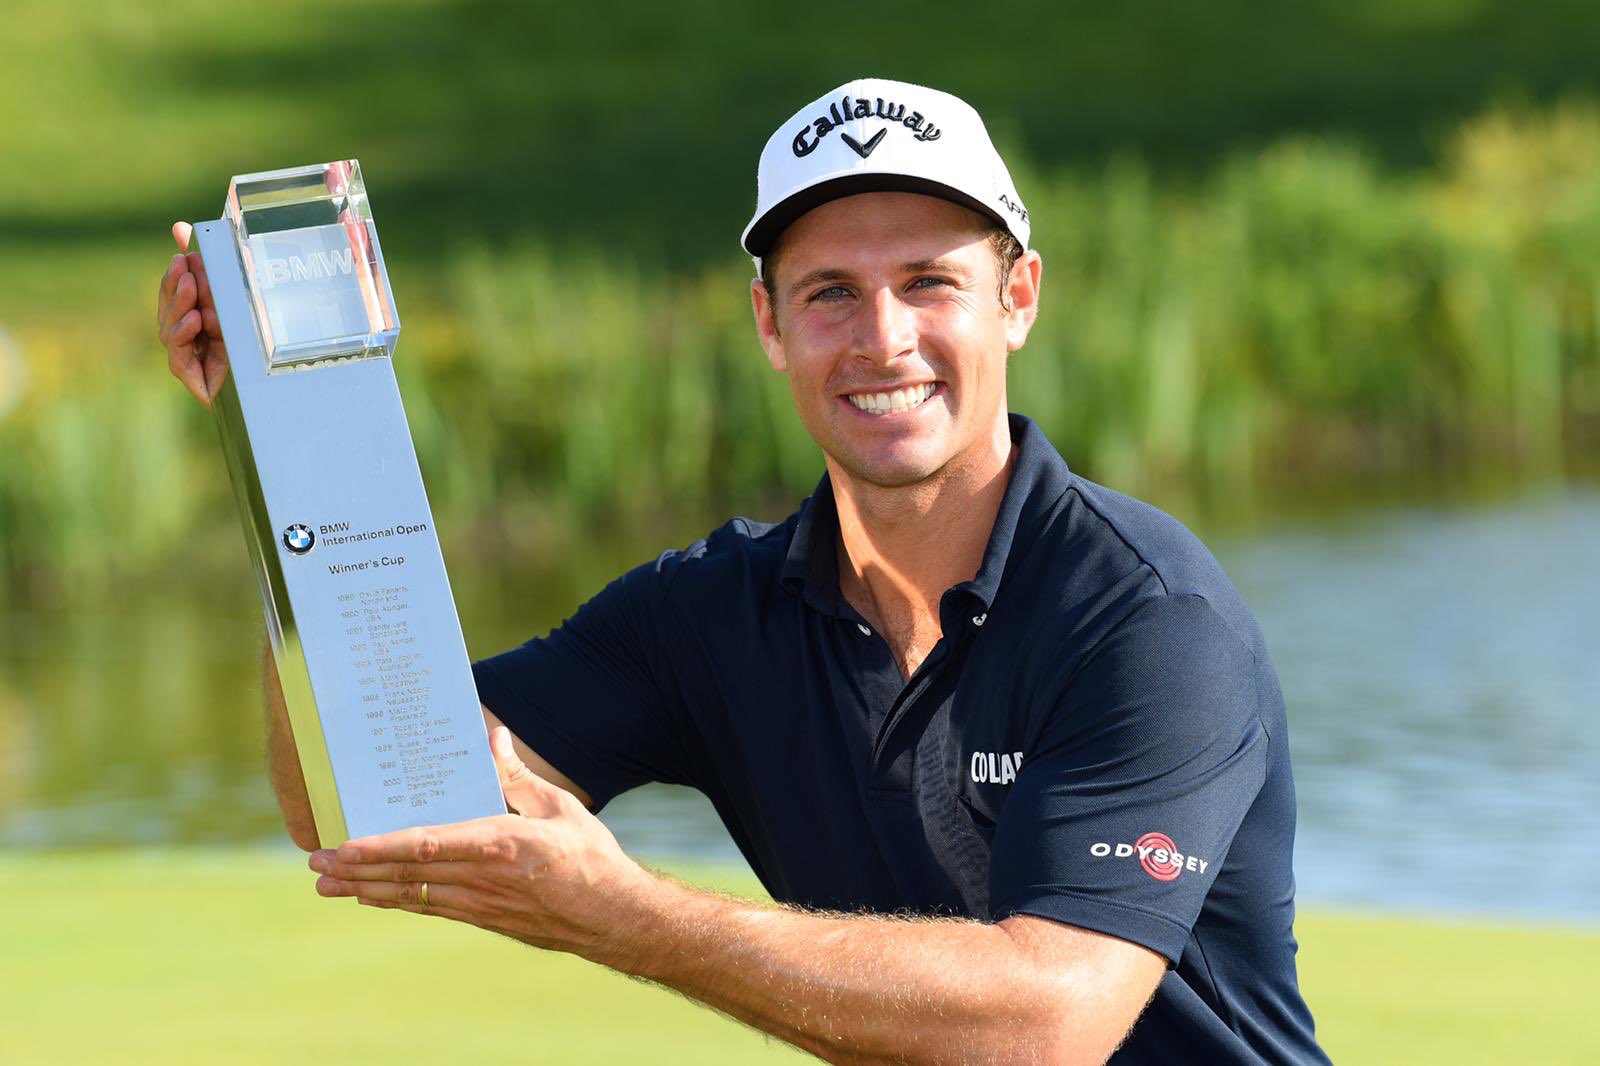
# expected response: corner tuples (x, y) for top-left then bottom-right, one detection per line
(1297, 910), (1600, 1063)
(1, 851), (1594, 1063)
(0, 851), (807, 1064)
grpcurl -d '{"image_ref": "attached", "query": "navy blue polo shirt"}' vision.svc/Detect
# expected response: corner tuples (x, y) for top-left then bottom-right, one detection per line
(474, 414), (1327, 1064)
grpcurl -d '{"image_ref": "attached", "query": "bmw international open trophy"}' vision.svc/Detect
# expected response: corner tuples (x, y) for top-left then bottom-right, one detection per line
(192, 160), (504, 847)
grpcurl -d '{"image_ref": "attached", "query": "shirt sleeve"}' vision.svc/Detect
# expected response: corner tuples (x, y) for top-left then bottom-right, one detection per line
(471, 556), (698, 811)
(987, 592), (1269, 963)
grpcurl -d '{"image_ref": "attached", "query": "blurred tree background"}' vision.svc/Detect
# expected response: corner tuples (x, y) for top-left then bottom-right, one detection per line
(4, 10), (1598, 1058)
(1, 0), (1598, 604)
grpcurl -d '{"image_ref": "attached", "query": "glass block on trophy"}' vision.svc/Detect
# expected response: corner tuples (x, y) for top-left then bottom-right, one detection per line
(226, 160), (400, 368)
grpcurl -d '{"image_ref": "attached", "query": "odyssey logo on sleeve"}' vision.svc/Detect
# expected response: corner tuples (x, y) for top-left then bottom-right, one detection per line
(1088, 832), (1211, 882)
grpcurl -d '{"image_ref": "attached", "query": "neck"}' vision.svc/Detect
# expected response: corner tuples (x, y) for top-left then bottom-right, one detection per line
(829, 416), (1014, 669)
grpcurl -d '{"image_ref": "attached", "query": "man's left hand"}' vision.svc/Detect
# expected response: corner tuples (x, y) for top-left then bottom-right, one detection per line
(308, 727), (654, 963)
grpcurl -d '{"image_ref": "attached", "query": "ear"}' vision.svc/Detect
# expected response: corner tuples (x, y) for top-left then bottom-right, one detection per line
(751, 277), (787, 373)
(1003, 250), (1043, 352)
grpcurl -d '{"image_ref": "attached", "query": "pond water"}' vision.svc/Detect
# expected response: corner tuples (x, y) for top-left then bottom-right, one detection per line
(2, 487), (1595, 924)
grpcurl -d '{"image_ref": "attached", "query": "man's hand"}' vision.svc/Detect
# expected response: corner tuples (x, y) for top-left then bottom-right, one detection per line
(157, 221), (229, 406)
(309, 726), (654, 960)
(309, 727), (1165, 1064)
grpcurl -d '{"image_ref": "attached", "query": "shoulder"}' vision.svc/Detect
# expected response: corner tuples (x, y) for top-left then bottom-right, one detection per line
(1062, 477), (1222, 596)
(648, 512), (794, 578)
(1054, 476), (1266, 660)
(622, 509), (801, 617)
(1030, 476), (1291, 747)
(995, 466), (1282, 730)
(1002, 417), (1233, 618)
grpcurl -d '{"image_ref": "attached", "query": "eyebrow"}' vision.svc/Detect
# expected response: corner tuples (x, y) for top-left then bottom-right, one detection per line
(786, 257), (973, 302)
(903, 256), (970, 276)
(787, 268), (853, 303)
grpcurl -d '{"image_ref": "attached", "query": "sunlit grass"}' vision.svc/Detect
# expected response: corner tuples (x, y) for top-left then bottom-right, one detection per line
(2, 850), (1594, 1063)
(1, 851), (807, 1064)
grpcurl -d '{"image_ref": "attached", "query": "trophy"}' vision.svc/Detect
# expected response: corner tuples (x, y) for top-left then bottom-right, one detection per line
(192, 161), (505, 847)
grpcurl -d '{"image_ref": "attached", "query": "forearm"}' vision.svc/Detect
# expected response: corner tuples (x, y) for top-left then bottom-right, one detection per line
(260, 638), (319, 851)
(596, 877), (1125, 1065)
(313, 746), (1159, 1061)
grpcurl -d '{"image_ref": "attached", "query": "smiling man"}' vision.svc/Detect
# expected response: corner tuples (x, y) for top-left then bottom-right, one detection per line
(160, 77), (1327, 1064)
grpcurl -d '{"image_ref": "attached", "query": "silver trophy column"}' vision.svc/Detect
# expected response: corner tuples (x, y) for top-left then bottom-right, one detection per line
(193, 161), (504, 847)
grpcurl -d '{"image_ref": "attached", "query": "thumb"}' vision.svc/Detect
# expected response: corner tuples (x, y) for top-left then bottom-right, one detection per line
(172, 220), (193, 251)
(490, 725), (554, 816)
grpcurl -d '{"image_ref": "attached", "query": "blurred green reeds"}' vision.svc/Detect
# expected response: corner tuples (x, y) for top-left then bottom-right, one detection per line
(2, 104), (1598, 604)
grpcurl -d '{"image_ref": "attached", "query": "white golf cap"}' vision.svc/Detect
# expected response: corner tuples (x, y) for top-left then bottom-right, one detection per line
(742, 77), (1030, 265)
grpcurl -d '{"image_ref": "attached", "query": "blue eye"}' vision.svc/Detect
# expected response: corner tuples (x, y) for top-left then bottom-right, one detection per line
(810, 285), (851, 302)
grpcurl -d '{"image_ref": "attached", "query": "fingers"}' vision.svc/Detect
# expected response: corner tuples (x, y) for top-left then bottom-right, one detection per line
(156, 226), (211, 338)
(168, 271), (198, 326)
(360, 896), (476, 920)
(158, 252), (187, 313)
(157, 256), (193, 337)
(185, 249), (214, 310)
(165, 306), (202, 355)
(333, 814), (520, 865)
(318, 871), (498, 934)
(358, 895), (483, 928)
(164, 285), (213, 407)
(158, 253), (196, 338)
(317, 872), (471, 913)
(308, 852), (479, 885)
(158, 221), (225, 407)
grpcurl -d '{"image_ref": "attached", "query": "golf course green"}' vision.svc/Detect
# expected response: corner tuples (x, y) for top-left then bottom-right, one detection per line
(3, 850), (1592, 1062)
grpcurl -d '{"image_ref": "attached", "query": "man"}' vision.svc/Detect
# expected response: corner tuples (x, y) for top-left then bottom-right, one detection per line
(158, 78), (1327, 1064)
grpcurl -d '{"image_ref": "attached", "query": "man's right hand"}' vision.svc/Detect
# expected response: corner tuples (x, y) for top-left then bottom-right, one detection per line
(157, 220), (229, 407)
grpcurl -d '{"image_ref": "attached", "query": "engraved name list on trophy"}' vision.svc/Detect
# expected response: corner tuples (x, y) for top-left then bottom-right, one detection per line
(193, 161), (505, 847)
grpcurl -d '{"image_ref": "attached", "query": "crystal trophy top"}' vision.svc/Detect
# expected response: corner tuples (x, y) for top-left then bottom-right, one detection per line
(226, 160), (400, 368)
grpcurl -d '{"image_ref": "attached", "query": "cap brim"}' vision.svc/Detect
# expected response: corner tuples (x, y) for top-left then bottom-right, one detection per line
(742, 172), (1013, 258)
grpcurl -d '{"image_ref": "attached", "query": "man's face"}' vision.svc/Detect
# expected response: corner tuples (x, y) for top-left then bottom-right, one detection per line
(752, 192), (1040, 491)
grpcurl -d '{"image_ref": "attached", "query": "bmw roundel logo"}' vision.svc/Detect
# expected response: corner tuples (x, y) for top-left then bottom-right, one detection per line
(282, 523), (315, 555)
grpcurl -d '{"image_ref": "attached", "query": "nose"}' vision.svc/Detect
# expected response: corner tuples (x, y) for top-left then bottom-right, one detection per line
(849, 286), (917, 366)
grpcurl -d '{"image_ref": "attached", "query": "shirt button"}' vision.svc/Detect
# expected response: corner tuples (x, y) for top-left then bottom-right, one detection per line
(856, 623), (872, 637)
(972, 612), (988, 627)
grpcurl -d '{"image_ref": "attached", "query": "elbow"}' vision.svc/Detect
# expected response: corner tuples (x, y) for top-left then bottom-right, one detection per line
(1034, 1027), (1114, 1066)
(978, 972), (1140, 1065)
(280, 809), (322, 853)
(1011, 1012), (1118, 1066)
(286, 824), (321, 853)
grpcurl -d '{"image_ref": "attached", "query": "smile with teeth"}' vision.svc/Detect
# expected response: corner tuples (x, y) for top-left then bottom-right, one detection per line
(846, 383), (937, 415)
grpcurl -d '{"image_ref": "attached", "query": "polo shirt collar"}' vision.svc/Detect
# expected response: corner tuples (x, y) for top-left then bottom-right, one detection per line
(780, 476), (848, 616)
(780, 414), (1073, 616)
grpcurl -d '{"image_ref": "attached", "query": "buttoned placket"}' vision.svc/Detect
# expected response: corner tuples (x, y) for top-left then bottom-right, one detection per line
(860, 593), (990, 794)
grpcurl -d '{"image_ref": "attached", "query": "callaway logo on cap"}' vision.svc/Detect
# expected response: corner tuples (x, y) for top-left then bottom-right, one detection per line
(742, 77), (1030, 266)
